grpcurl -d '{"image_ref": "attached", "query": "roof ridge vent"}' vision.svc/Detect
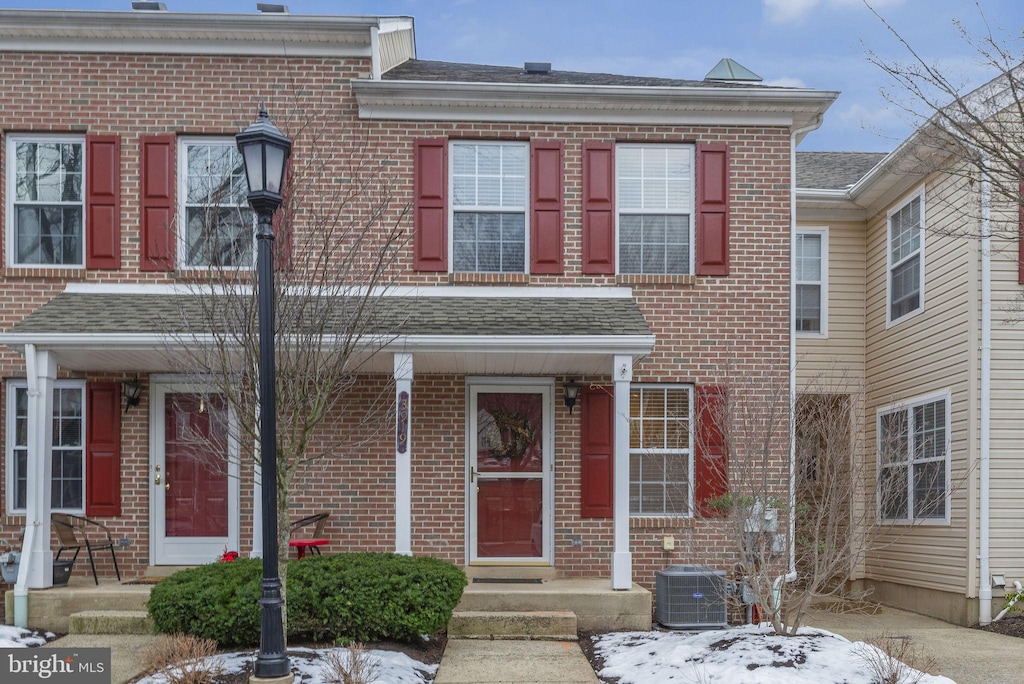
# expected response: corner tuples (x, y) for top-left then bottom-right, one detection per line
(257, 3), (290, 12)
(523, 62), (552, 75)
(131, 1), (167, 10)
(704, 58), (762, 83)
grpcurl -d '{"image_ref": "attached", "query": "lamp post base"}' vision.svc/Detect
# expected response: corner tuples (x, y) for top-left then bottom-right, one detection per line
(249, 674), (294, 684)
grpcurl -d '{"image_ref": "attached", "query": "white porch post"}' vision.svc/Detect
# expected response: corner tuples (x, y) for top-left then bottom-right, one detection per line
(22, 345), (56, 589)
(250, 459), (263, 558)
(612, 354), (633, 590)
(394, 353), (413, 555)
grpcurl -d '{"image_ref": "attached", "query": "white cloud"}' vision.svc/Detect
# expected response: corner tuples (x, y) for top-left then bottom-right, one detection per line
(764, 0), (907, 24)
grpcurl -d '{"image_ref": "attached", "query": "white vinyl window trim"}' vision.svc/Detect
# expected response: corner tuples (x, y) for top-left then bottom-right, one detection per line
(886, 188), (926, 327)
(5, 379), (87, 516)
(876, 389), (951, 526)
(448, 140), (530, 274)
(615, 143), (695, 276)
(628, 384), (694, 517)
(5, 134), (87, 269)
(795, 228), (828, 337)
(177, 137), (256, 270)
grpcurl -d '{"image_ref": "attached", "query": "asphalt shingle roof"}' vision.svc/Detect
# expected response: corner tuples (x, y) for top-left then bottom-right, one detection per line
(6, 292), (651, 338)
(796, 151), (888, 190)
(382, 59), (775, 89)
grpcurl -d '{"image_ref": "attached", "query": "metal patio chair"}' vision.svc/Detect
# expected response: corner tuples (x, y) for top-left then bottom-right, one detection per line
(51, 513), (121, 585)
(288, 512), (330, 559)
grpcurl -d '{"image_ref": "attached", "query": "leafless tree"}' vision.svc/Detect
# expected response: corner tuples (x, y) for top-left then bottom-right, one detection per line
(159, 86), (410, 631)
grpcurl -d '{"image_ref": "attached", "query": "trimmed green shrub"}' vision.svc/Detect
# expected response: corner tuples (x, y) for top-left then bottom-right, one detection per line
(288, 553), (468, 643)
(147, 557), (263, 648)
(146, 553), (467, 647)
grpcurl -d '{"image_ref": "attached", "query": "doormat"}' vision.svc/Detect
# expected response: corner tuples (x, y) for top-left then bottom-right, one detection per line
(472, 578), (544, 584)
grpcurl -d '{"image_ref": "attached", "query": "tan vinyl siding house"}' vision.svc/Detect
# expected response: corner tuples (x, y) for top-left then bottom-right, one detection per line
(796, 122), (1024, 625)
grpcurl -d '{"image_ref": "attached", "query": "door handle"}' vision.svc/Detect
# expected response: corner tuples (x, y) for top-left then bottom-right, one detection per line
(154, 474), (161, 485)
(470, 466), (477, 483)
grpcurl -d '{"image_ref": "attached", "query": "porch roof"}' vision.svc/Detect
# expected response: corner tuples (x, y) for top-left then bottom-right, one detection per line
(0, 286), (655, 375)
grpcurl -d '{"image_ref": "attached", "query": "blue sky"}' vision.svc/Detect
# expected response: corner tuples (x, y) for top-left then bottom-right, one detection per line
(6, 0), (1022, 151)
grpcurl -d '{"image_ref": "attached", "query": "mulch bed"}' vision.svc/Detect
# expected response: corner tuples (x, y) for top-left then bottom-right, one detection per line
(974, 613), (1024, 638)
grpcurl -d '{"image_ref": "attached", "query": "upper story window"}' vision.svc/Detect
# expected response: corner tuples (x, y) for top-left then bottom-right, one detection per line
(629, 385), (692, 516)
(877, 391), (949, 523)
(616, 144), (694, 275)
(888, 192), (924, 325)
(6, 380), (86, 514)
(179, 138), (254, 268)
(795, 229), (828, 335)
(7, 135), (84, 267)
(451, 141), (528, 273)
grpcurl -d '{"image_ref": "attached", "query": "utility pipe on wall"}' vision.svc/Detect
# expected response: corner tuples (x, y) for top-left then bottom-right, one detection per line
(978, 152), (993, 625)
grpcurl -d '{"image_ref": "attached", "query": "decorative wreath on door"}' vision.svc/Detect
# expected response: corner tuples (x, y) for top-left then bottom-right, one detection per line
(487, 409), (535, 460)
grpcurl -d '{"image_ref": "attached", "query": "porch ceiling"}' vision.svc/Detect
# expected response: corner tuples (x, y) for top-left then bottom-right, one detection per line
(0, 288), (655, 376)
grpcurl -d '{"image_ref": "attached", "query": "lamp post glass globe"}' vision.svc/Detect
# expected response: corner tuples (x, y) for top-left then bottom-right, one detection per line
(236, 104), (292, 682)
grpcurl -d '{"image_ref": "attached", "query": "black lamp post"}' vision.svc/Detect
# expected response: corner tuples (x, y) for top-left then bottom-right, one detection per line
(236, 103), (292, 682)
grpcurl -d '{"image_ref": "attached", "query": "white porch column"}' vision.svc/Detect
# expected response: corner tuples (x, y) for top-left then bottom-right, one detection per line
(612, 354), (633, 590)
(250, 459), (263, 558)
(394, 353), (413, 555)
(21, 345), (56, 589)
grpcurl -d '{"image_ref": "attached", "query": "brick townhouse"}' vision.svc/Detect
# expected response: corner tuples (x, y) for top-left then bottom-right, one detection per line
(0, 4), (836, 603)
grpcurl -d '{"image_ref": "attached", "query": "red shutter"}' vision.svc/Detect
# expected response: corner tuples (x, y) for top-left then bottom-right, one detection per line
(86, 382), (121, 518)
(582, 142), (615, 275)
(413, 138), (448, 271)
(580, 385), (614, 518)
(695, 385), (728, 517)
(530, 140), (564, 274)
(140, 135), (176, 272)
(696, 143), (730, 276)
(85, 135), (121, 270)
(1018, 160), (1023, 285)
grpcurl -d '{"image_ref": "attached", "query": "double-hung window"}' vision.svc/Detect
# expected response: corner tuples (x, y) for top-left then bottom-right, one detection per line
(617, 144), (694, 275)
(179, 138), (254, 268)
(877, 392), (949, 522)
(629, 385), (692, 516)
(7, 135), (85, 266)
(888, 192), (924, 324)
(6, 380), (86, 514)
(795, 229), (828, 334)
(451, 141), (528, 273)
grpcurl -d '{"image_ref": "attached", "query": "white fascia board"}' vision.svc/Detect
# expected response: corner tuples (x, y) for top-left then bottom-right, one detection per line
(0, 9), (386, 56)
(353, 80), (838, 128)
(62, 283), (636, 299)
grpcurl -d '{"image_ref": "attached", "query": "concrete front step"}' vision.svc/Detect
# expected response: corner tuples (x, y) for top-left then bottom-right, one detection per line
(449, 610), (577, 640)
(4, 581), (152, 633)
(69, 610), (154, 635)
(455, 578), (652, 632)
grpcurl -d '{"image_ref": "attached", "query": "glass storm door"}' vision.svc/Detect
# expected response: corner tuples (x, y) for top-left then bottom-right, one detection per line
(151, 383), (239, 565)
(469, 383), (553, 564)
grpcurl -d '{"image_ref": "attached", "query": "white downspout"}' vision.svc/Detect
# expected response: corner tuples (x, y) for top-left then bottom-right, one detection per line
(978, 152), (993, 625)
(788, 114), (824, 578)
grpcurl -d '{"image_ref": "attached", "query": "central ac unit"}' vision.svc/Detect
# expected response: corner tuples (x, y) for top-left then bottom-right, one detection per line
(655, 564), (728, 629)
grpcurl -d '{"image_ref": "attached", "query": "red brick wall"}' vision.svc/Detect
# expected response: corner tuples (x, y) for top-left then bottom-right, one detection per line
(0, 50), (791, 589)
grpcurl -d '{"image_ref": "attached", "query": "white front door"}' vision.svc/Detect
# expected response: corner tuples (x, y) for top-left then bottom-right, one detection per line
(150, 381), (239, 565)
(468, 381), (554, 564)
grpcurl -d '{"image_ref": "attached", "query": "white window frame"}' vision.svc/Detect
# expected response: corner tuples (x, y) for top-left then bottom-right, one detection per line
(5, 134), (87, 269)
(886, 188), (925, 327)
(448, 140), (530, 274)
(876, 389), (951, 525)
(5, 379), (87, 515)
(628, 383), (694, 518)
(615, 143), (695, 276)
(795, 227), (828, 337)
(177, 137), (255, 270)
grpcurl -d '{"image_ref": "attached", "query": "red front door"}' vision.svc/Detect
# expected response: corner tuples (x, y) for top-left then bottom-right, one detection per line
(470, 385), (552, 563)
(164, 393), (229, 538)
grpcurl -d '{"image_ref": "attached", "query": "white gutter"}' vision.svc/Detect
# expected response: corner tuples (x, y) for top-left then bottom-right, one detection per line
(978, 151), (993, 625)
(789, 113), (825, 580)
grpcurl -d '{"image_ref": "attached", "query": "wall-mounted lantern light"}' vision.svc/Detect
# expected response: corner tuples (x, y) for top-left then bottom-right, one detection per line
(122, 377), (143, 413)
(564, 379), (581, 414)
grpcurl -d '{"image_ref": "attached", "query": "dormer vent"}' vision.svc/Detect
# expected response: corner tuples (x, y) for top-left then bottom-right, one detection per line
(131, 1), (167, 10)
(523, 62), (552, 75)
(257, 3), (289, 12)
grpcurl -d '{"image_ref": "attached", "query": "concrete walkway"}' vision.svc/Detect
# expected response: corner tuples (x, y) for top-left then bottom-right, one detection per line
(434, 639), (598, 684)
(805, 605), (1023, 684)
(43, 633), (162, 684)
